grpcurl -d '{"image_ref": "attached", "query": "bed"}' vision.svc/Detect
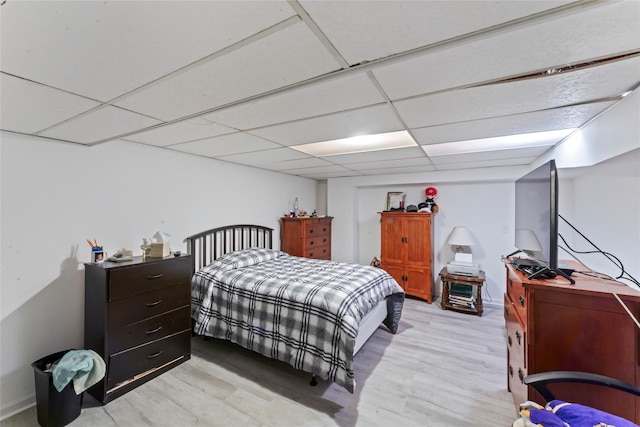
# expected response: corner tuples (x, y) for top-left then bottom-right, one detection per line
(186, 224), (405, 393)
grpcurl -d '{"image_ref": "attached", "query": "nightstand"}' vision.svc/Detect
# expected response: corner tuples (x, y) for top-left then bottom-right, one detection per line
(439, 267), (485, 316)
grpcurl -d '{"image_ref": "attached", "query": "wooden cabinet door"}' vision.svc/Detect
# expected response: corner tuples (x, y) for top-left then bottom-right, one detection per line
(381, 214), (405, 264)
(405, 266), (431, 302)
(405, 215), (431, 267)
(382, 263), (405, 291)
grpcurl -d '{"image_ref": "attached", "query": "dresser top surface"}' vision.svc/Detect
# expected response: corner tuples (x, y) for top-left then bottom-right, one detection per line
(85, 253), (191, 270)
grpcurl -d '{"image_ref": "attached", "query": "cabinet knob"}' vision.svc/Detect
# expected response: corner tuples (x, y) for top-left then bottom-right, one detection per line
(508, 336), (512, 347)
(519, 295), (525, 307)
(509, 365), (514, 377)
(518, 368), (524, 383)
(515, 331), (521, 345)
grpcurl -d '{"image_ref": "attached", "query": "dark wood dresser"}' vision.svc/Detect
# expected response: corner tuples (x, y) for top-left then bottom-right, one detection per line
(280, 216), (333, 260)
(504, 258), (640, 422)
(84, 254), (192, 404)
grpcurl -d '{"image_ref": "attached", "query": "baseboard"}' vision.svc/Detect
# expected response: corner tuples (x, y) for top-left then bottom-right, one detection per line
(0, 394), (35, 421)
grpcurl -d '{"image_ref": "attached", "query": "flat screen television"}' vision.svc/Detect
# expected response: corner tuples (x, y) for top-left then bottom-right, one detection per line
(514, 159), (559, 271)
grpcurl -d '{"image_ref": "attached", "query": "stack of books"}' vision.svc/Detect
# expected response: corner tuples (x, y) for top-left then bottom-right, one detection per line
(449, 283), (475, 309)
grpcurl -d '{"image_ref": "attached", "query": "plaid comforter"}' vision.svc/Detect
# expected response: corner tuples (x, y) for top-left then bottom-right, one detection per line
(191, 248), (404, 393)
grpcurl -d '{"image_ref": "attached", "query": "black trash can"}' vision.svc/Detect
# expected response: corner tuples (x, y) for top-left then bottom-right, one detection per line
(32, 349), (83, 427)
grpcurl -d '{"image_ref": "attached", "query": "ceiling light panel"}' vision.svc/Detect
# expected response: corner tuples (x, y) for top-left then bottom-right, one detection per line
(114, 21), (343, 121)
(203, 73), (385, 130)
(395, 56), (640, 129)
(248, 104), (403, 146)
(300, 0), (572, 65)
(412, 102), (613, 146)
(39, 105), (161, 144)
(0, 1), (295, 101)
(123, 119), (236, 147)
(0, 73), (100, 134)
(373, 1), (640, 100)
(291, 131), (417, 157)
(170, 132), (281, 158)
(422, 128), (574, 157)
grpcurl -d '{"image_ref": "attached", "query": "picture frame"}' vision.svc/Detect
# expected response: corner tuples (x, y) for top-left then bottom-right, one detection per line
(386, 192), (406, 211)
(92, 250), (105, 263)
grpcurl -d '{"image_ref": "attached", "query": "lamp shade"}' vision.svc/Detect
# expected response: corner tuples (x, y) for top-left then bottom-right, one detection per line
(447, 226), (474, 246)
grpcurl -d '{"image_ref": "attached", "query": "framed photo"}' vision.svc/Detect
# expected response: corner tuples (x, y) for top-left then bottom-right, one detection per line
(92, 250), (105, 263)
(386, 192), (405, 211)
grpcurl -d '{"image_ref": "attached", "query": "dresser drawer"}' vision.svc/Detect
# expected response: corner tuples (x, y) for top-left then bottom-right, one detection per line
(507, 269), (527, 323)
(108, 282), (190, 329)
(304, 235), (331, 251)
(107, 330), (191, 390)
(304, 222), (331, 239)
(109, 307), (190, 354)
(303, 245), (330, 260)
(108, 257), (191, 301)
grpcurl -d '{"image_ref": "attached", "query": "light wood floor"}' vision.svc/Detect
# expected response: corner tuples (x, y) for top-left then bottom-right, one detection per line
(2, 297), (518, 427)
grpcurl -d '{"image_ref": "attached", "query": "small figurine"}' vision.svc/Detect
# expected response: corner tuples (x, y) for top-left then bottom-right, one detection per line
(422, 186), (439, 213)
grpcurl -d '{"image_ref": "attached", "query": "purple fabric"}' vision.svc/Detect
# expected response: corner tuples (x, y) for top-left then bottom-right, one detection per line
(549, 400), (639, 427)
(528, 407), (566, 427)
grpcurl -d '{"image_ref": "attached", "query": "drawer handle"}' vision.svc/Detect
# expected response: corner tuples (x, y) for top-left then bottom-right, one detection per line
(515, 331), (521, 345)
(309, 252), (314, 257)
(508, 336), (512, 347)
(146, 299), (163, 307)
(147, 273), (164, 280)
(509, 365), (513, 377)
(322, 227), (327, 232)
(504, 306), (509, 316)
(508, 279), (512, 287)
(147, 350), (163, 359)
(145, 326), (163, 335)
(309, 229), (314, 234)
(518, 368), (524, 383)
(322, 238), (327, 243)
(519, 295), (525, 307)
(310, 241), (315, 245)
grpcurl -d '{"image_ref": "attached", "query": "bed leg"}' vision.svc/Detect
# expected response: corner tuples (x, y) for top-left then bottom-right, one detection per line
(310, 375), (317, 386)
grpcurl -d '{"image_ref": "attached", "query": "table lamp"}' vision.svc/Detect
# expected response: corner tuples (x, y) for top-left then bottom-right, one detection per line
(447, 226), (475, 263)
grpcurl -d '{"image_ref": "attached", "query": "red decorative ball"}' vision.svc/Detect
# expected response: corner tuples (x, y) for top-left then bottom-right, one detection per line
(425, 187), (437, 197)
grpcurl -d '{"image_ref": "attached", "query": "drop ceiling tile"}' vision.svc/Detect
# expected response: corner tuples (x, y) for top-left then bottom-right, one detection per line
(427, 146), (550, 164)
(297, 170), (363, 180)
(39, 105), (161, 144)
(338, 157), (432, 171)
(115, 21), (343, 121)
(300, 0), (572, 64)
(326, 146), (426, 165)
(171, 132), (281, 158)
(218, 147), (310, 166)
(122, 119), (236, 147)
(434, 157), (538, 170)
(266, 157), (335, 171)
(0, 1), (295, 101)
(202, 73), (385, 130)
(357, 165), (437, 175)
(249, 105), (403, 146)
(412, 101), (615, 145)
(0, 73), (99, 134)
(281, 164), (353, 175)
(373, 1), (640, 99)
(395, 56), (640, 129)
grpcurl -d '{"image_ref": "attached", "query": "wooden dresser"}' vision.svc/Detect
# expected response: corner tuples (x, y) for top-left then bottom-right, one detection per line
(84, 254), (192, 404)
(380, 212), (433, 303)
(504, 259), (640, 422)
(280, 216), (333, 260)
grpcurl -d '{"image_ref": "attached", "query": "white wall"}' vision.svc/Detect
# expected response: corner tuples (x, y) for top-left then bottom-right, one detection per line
(0, 133), (317, 418)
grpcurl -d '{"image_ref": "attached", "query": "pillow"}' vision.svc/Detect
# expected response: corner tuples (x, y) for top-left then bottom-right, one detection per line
(204, 248), (284, 272)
